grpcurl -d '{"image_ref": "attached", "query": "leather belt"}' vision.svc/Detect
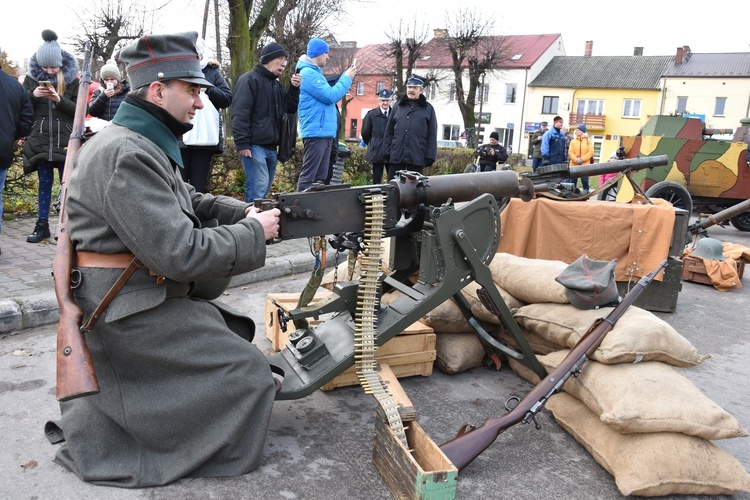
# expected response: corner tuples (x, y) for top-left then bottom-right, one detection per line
(76, 251), (135, 268)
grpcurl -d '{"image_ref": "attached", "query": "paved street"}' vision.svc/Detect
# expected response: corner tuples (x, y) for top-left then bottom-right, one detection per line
(0, 214), (748, 499)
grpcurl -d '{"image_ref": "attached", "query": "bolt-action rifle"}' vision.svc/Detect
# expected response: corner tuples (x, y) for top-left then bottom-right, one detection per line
(438, 259), (669, 471)
(53, 46), (99, 401)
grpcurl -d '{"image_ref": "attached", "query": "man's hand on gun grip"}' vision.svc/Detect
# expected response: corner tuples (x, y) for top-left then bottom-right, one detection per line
(246, 206), (280, 241)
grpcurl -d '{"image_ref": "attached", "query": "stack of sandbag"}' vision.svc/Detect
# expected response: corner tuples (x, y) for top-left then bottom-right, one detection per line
(485, 253), (750, 496)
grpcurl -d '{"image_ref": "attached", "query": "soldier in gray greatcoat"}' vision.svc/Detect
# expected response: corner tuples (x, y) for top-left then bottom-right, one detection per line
(51, 32), (281, 487)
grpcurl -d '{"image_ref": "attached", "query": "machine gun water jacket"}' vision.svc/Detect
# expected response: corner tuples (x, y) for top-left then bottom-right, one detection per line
(56, 96), (276, 487)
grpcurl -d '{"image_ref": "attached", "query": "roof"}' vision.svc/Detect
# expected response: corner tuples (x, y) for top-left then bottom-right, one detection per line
(529, 56), (671, 89)
(353, 43), (395, 76)
(413, 33), (561, 70)
(663, 52), (750, 78)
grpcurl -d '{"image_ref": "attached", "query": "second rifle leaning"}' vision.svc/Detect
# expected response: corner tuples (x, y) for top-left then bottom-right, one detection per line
(439, 259), (669, 471)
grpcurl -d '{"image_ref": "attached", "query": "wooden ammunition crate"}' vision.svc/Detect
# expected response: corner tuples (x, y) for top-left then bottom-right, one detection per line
(372, 365), (457, 499)
(320, 334), (436, 391)
(681, 256), (746, 285)
(616, 256), (683, 313)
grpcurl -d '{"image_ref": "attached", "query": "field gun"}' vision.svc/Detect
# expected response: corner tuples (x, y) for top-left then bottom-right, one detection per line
(264, 170), (546, 400)
(521, 155), (669, 200)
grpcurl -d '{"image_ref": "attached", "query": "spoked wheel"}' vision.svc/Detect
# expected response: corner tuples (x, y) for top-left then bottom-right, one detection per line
(464, 163), (480, 173)
(645, 181), (693, 214)
(729, 212), (750, 231)
(597, 185), (619, 202)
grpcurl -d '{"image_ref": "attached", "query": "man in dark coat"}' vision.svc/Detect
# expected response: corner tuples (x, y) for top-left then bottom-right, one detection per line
(232, 42), (300, 201)
(53, 31), (281, 488)
(530, 121), (547, 172)
(475, 131), (508, 172)
(361, 88), (393, 184)
(0, 62), (34, 255)
(383, 75), (437, 180)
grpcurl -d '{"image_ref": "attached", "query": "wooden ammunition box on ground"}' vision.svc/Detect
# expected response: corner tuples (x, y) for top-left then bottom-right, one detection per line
(265, 292), (436, 390)
(373, 365), (458, 499)
(681, 256), (746, 285)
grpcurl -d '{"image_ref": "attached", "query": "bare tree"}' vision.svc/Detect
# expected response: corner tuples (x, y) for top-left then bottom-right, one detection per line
(441, 9), (513, 148)
(385, 20), (429, 97)
(71, 0), (148, 70)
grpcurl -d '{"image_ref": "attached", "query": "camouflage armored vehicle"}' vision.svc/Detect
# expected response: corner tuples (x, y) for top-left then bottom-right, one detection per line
(615, 115), (750, 231)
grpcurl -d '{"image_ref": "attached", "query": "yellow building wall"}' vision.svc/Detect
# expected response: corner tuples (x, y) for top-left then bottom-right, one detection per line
(572, 88), (661, 161)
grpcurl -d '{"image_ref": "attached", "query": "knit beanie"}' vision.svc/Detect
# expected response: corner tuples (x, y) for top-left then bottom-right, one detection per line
(306, 38), (329, 58)
(36, 29), (63, 67)
(260, 42), (288, 64)
(99, 60), (121, 81)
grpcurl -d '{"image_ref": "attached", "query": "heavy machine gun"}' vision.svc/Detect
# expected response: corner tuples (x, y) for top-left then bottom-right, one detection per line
(263, 170), (547, 400)
(522, 155), (669, 200)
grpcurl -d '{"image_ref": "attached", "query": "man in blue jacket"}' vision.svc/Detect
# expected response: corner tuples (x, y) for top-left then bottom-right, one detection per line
(295, 38), (355, 191)
(540, 115), (568, 165)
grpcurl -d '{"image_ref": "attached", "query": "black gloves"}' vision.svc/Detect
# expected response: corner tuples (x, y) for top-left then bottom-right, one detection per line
(425, 158), (434, 167)
(542, 157), (551, 166)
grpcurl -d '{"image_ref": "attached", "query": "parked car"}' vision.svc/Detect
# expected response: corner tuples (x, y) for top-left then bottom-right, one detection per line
(437, 140), (463, 148)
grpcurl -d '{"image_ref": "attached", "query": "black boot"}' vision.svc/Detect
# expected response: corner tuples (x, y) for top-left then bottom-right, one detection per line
(27, 219), (51, 243)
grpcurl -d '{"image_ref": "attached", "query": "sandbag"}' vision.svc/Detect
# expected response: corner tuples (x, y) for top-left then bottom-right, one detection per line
(514, 303), (710, 367)
(460, 280), (526, 322)
(546, 393), (750, 497)
(489, 253), (569, 304)
(435, 332), (485, 374)
(539, 350), (748, 440)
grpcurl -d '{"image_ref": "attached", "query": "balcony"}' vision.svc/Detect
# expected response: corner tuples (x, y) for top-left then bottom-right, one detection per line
(568, 114), (606, 130)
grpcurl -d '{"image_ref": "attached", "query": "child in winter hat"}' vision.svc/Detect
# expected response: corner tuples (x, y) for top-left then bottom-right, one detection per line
(36, 29), (63, 67)
(99, 60), (121, 82)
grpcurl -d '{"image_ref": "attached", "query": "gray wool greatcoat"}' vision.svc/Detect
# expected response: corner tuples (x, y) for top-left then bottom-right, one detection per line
(55, 100), (276, 487)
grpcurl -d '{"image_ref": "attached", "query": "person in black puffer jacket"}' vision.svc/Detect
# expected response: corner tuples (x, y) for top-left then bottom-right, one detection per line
(22, 29), (79, 244)
(87, 60), (130, 121)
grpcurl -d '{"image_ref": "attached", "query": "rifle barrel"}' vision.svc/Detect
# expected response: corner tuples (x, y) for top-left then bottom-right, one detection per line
(567, 155), (668, 179)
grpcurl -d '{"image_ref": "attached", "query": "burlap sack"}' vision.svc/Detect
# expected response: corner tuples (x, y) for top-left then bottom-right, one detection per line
(421, 297), (472, 333)
(514, 303), (710, 367)
(435, 332), (485, 374)
(489, 253), (569, 304)
(460, 281), (526, 322)
(496, 327), (561, 356)
(547, 393), (750, 496)
(539, 350), (748, 440)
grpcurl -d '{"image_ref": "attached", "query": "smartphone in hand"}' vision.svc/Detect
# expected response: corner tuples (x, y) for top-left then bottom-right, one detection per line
(39, 81), (52, 88)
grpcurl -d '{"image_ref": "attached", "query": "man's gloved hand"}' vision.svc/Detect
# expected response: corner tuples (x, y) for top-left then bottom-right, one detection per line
(424, 158), (434, 167)
(542, 156), (551, 166)
(383, 155), (390, 163)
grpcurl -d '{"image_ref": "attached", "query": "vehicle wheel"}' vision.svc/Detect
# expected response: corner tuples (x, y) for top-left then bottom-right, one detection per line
(645, 181), (693, 214)
(729, 212), (750, 231)
(597, 184), (618, 202)
(464, 163), (480, 173)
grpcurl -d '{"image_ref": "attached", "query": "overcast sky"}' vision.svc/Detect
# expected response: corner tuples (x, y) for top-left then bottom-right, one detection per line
(3, 0), (748, 68)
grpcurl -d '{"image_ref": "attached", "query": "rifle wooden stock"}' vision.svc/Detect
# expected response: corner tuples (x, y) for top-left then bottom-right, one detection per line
(439, 260), (669, 471)
(54, 46), (99, 401)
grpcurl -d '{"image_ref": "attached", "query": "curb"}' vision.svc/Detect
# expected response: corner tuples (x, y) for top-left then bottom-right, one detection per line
(0, 249), (339, 334)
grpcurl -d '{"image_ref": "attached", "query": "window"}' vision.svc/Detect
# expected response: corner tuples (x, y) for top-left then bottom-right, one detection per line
(349, 119), (358, 139)
(542, 96), (559, 114)
(356, 82), (365, 96)
(478, 83), (490, 103)
(376, 81), (385, 93)
(443, 125), (460, 141)
(505, 83), (516, 104)
(622, 99), (642, 118)
(425, 81), (437, 101)
(714, 97), (727, 116)
(676, 96), (688, 114)
(576, 99), (604, 115)
(449, 83), (456, 102)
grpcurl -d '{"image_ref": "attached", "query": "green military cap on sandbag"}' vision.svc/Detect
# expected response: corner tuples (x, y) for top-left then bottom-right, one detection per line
(555, 255), (620, 310)
(117, 31), (213, 90)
